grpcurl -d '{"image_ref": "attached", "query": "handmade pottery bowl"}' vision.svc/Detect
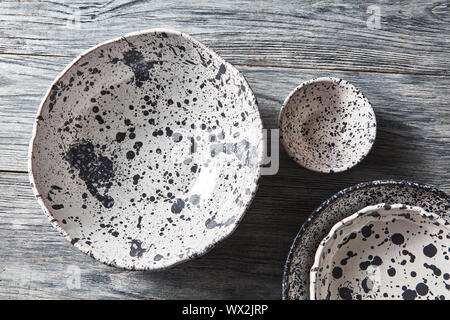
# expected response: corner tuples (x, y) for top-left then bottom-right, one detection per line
(310, 203), (450, 300)
(279, 77), (376, 173)
(29, 29), (264, 270)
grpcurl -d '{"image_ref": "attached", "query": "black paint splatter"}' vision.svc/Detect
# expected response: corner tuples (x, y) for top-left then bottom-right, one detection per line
(215, 63), (226, 81)
(171, 198), (185, 214)
(338, 287), (353, 300)
(423, 243), (437, 258)
(391, 233), (404, 245)
(387, 267), (396, 277)
(416, 283), (429, 296)
(423, 263), (442, 276)
(130, 239), (146, 258)
(361, 224), (373, 238)
(65, 140), (115, 208)
(361, 277), (373, 293)
(121, 48), (162, 86)
(332, 266), (342, 279)
(402, 288), (417, 300)
(116, 132), (126, 142)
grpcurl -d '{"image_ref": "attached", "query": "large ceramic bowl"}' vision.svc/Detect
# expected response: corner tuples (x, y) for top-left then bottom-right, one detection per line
(29, 29), (264, 270)
(310, 203), (450, 300)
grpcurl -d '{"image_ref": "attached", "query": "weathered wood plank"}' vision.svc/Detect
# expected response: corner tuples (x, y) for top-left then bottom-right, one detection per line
(0, 55), (62, 172)
(0, 171), (311, 299)
(0, 164), (448, 299)
(0, 0), (449, 300)
(0, 55), (449, 298)
(0, 54), (449, 185)
(0, 0), (449, 75)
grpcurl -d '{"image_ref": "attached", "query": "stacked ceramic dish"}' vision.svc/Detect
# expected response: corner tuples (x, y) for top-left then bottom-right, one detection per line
(283, 181), (450, 300)
(310, 203), (449, 300)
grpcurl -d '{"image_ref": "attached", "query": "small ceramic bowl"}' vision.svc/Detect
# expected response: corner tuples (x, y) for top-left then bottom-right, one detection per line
(310, 203), (450, 300)
(29, 29), (264, 270)
(279, 77), (376, 173)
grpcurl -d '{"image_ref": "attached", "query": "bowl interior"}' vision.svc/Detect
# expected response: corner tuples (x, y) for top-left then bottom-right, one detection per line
(310, 203), (450, 300)
(30, 30), (263, 270)
(279, 78), (376, 173)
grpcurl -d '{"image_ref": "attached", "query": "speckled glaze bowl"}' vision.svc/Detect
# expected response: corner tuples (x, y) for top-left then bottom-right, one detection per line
(283, 180), (450, 300)
(310, 203), (450, 300)
(29, 29), (264, 270)
(279, 77), (376, 173)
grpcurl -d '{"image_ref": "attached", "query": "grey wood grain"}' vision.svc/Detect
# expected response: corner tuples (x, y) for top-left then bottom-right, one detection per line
(0, 59), (449, 298)
(0, 54), (449, 176)
(0, 0), (449, 300)
(0, 171), (316, 299)
(0, 146), (449, 299)
(0, 0), (449, 75)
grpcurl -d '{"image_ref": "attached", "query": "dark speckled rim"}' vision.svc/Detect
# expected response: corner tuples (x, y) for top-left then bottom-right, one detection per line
(281, 179), (449, 299)
(28, 28), (264, 271)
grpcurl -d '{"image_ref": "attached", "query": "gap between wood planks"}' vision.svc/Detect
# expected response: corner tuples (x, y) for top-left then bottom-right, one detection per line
(0, 169), (27, 174)
(0, 51), (448, 78)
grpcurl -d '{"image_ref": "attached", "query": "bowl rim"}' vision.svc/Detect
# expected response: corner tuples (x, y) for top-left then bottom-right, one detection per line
(28, 28), (265, 271)
(309, 202), (448, 300)
(281, 179), (450, 300)
(278, 77), (377, 173)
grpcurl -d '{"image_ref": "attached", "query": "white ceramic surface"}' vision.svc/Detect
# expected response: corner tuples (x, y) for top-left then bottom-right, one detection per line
(310, 203), (450, 300)
(29, 29), (264, 270)
(279, 77), (376, 173)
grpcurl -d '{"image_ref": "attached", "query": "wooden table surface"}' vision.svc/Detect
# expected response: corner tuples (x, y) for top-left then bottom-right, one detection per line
(0, 0), (448, 299)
